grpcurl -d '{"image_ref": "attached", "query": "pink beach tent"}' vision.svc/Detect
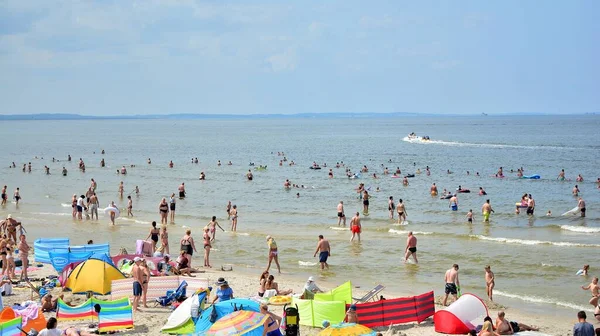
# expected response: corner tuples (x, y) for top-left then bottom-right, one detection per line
(434, 293), (489, 334)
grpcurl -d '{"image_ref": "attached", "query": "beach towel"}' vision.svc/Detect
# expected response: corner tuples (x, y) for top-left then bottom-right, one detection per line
(10, 303), (39, 326)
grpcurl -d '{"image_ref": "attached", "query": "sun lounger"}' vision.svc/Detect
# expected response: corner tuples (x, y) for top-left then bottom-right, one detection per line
(352, 284), (385, 303)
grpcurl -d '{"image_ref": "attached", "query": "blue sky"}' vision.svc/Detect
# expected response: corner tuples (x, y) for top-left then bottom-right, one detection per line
(0, 0), (598, 115)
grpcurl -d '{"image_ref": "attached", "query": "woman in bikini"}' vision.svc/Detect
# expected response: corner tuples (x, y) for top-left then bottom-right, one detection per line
(169, 193), (176, 224)
(265, 275), (292, 295)
(140, 259), (151, 308)
(159, 198), (169, 225)
(146, 221), (160, 253)
(203, 227), (211, 268)
(260, 304), (283, 336)
(6, 243), (15, 280)
(71, 194), (78, 218)
(258, 271), (269, 297)
(230, 205), (238, 231)
(0, 239), (7, 277)
(180, 230), (197, 268)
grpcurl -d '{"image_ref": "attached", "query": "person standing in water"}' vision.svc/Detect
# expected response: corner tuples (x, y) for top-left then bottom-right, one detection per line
(336, 201), (346, 226)
(481, 199), (494, 222)
(578, 197), (586, 217)
(362, 190), (370, 215)
(485, 265), (495, 301)
(1, 185), (7, 206)
(582, 277), (599, 307)
(230, 205), (238, 231)
(208, 216), (223, 241)
(573, 185), (580, 196)
(108, 201), (118, 225)
(404, 231), (418, 263)
(430, 183), (438, 196)
(313, 235), (331, 270)
(159, 198), (169, 225)
(449, 194), (458, 211)
(203, 227), (212, 268)
(527, 194), (535, 216)
(146, 221), (160, 253)
(396, 199), (407, 225)
(246, 170), (253, 181)
(265, 235), (281, 274)
(388, 196), (395, 219)
(350, 212), (362, 242)
(178, 183), (186, 198)
(558, 169), (566, 181)
(127, 196), (133, 217)
(169, 193), (176, 224)
(13, 188), (21, 205)
(118, 182), (124, 199)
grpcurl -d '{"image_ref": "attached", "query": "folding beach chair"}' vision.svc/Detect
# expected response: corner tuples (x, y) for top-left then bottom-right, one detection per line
(352, 284), (385, 303)
(155, 280), (188, 307)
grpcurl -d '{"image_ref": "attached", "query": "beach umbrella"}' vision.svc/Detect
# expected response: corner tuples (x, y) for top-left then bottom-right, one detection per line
(318, 323), (376, 336)
(205, 310), (268, 336)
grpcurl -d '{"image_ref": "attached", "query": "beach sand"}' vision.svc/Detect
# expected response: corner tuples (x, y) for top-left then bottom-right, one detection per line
(4, 265), (582, 336)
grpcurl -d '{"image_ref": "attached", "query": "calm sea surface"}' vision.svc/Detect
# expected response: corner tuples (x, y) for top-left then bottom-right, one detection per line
(0, 115), (599, 317)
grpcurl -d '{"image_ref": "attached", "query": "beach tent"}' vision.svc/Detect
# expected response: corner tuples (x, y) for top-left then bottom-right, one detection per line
(160, 289), (210, 334)
(65, 258), (126, 295)
(434, 294), (488, 334)
(194, 298), (260, 334)
(49, 251), (92, 272)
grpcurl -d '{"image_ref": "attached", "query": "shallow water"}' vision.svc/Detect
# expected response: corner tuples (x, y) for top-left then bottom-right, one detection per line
(0, 115), (598, 317)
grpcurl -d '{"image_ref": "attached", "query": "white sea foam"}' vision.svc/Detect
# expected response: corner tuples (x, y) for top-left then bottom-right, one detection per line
(561, 225), (600, 233)
(60, 203), (71, 207)
(391, 221), (409, 226)
(389, 229), (433, 235)
(298, 261), (318, 266)
(495, 290), (590, 311)
(471, 235), (600, 247)
(31, 212), (70, 217)
(329, 227), (349, 231)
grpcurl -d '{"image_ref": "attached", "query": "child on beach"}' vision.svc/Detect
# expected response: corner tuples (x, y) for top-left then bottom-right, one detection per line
(466, 210), (473, 223)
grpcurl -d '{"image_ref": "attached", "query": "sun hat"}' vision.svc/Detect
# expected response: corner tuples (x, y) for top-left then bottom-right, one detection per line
(6, 214), (11, 219)
(266, 235), (272, 241)
(133, 257), (142, 262)
(307, 276), (315, 282)
(216, 277), (228, 286)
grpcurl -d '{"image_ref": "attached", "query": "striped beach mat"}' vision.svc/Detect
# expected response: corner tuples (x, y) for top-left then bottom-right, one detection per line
(110, 276), (209, 300)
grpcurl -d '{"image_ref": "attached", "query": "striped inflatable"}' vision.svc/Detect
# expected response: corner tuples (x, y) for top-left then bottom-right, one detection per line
(0, 317), (22, 336)
(98, 305), (134, 332)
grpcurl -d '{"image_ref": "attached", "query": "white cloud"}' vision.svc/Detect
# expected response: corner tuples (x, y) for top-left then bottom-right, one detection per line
(266, 48), (297, 72)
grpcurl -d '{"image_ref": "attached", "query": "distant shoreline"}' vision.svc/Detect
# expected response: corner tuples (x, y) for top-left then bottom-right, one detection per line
(0, 112), (596, 121)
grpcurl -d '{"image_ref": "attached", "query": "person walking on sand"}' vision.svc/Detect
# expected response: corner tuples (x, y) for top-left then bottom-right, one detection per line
(582, 277), (599, 307)
(350, 212), (362, 242)
(208, 216), (223, 241)
(578, 197), (586, 218)
(388, 196), (395, 219)
(180, 229), (197, 268)
(485, 265), (495, 301)
(146, 221), (160, 253)
(160, 225), (169, 255)
(404, 231), (418, 263)
(131, 257), (143, 312)
(169, 193), (176, 223)
(314, 235), (331, 270)
(397, 199), (407, 225)
(127, 195), (133, 217)
(159, 198), (169, 225)
(203, 227), (212, 268)
(230, 205), (238, 231)
(336, 201), (346, 226)
(18, 235), (30, 281)
(265, 235), (281, 274)
(482, 199), (494, 222)
(443, 264), (460, 306)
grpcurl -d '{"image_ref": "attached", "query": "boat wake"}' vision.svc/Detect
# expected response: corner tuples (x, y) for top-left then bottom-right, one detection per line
(402, 137), (584, 150)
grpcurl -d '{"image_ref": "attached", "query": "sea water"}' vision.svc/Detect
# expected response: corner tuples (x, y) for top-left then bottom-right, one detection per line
(0, 115), (598, 317)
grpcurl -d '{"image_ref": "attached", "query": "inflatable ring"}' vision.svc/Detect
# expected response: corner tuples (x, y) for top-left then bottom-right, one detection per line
(268, 295), (292, 305)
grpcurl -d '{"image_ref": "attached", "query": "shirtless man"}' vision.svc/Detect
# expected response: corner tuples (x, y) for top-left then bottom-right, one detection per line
(1, 185), (7, 205)
(449, 194), (458, 211)
(573, 185), (580, 196)
(526, 194), (535, 215)
(85, 187), (94, 203)
(442, 264), (460, 306)
(13, 188), (21, 205)
(90, 178), (97, 192)
(485, 265), (495, 301)
(482, 199), (494, 222)
(388, 196), (395, 219)
(350, 212), (361, 242)
(132, 257), (143, 311)
(557, 169), (566, 180)
(495, 311), (538, 334)
(246, 170), (253, 181)
(336, 201), (346, 226)
(313, 235), (331, 270)
(497, 167), (504, 177)
(404, 231), (418, 263)
(581, 277), (599, 307)
(396, 199), (407, 225)
(178, 183), (186, 198)
(430, 183), (438, 196)
(578, 197), (586, 218)
(89, 193), (99, 220)
(226, 201), (232, 219)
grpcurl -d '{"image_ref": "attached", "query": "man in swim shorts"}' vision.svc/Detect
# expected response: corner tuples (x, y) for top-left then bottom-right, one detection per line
(336, 201), (346, 226)
(350, 212), (361, 242)
(313, 235), (330, 270)
(481, 199), (494, 222)
(404, 231), (418, 263)
(496, 311), (538, 333)
(526, 194), (535, 215)
(578, 197), (586, 218)
(132, 257), (143, 311)
(443, 264), (460, 306)
(449, 194), (458, 211)
(178, 183), (186, 198)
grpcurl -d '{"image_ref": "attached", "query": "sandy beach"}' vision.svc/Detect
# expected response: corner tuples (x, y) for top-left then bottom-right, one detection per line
(3, 263), (583, 336)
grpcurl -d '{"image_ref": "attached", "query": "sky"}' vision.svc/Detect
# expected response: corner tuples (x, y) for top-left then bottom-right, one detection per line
(0, 0), (598, 116)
